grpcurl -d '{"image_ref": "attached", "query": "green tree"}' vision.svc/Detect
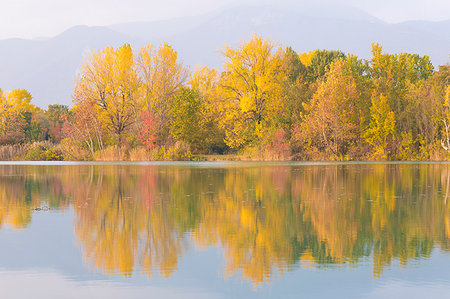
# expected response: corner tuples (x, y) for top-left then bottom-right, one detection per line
(170, 88), (204, 152)
(45, 104), (70, 142)
(307, 49), (346, 81)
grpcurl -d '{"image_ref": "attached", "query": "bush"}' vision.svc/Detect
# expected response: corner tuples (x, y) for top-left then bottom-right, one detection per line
(57, 138), (91, 161)
(152, 142), (192, 161)
(23, 142), (65, 161)
(240, 129), (292, 161)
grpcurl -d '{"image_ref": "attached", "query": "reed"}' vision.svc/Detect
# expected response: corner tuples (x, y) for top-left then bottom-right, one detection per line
(93, 146), (129, 161)
(0, 144), (29, 160)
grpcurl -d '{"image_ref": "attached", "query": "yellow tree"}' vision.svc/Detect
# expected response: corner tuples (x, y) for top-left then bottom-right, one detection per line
(299, 50), (316, 68)
(74, 44), (142, 146)
(364, 93), (396, 159)
(137, 43), (187, 141)
(219, 35), (286, 149)
(0, 89), (37, 140)
(369, 43), (434, 144)
(7, 89), (35, 115)
(0, 89), (8, 135)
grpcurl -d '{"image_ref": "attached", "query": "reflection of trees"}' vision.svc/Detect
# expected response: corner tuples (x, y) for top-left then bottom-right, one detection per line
(0, 164), (449, 286)
(72, 166), (191, 278)
(296, 165), (450, 277)
(0, 165), (70, 228)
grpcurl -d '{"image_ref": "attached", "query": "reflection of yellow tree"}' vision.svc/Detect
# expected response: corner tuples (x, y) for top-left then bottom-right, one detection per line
(0, 165), (70, 229)
(0, 164), (449, 287)
(298, 164), (450, 278)
(72, 166), (189, 278)
(192, 167), (306, 286)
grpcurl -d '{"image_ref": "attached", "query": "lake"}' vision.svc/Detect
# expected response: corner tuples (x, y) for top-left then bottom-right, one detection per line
(0, 162), (449, 298)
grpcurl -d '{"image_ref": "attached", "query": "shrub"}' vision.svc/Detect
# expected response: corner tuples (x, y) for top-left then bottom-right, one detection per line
(152, 142), (192, 161)
(23, 142), (65, 161)
(57, 138), (91, 161)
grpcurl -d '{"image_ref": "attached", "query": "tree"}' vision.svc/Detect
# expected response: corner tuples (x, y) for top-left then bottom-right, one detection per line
(440, 65), (450, 151)
(7, 89), (35, 115)
(0, 114), (26, 145)
(364, 93), (396, 159)
(74, 44), (142, 146)
(0, 89), (41, 144)
(138, 110), (158, 150)
(282, 47), (307, 82)
(369, 43), (434, 132)
(170, 88), (203, 151)
(298, 59), (361, 159)
(45, 104), (70, 143)
(220, 35), (286, 149)
(189, 66), (227, 153)
(69, 101), (106, 156)
(307, 49), (346, 81)
(138, 43), (187, 142)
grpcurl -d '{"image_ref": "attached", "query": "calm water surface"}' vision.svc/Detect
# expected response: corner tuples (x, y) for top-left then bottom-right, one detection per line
(1, 162), (450, 298)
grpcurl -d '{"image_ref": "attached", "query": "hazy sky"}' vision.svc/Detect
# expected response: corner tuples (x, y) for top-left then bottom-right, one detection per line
(0, 0), (449, 39)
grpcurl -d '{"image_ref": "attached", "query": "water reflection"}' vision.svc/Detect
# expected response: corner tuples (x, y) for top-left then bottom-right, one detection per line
(0, 163), (449, 286)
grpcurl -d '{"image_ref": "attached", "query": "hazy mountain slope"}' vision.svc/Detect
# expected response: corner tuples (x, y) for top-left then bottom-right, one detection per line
(138, 4), (449, 68)
(0, 4), (448, 107)
(109, 14), (212, 41)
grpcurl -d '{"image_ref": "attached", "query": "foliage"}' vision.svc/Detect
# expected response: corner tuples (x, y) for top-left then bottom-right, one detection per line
(152, 142), (192, 161)
(23, 142), (65, 161)
(363, 93), (396, 159)
(169, 88), (204, 152)
(220, 35), (287, 149)
(1, 36), (449, 161)
(73, 44), (142, 146)
(138, 110), (159, 150)
(298, 59), (362, 159)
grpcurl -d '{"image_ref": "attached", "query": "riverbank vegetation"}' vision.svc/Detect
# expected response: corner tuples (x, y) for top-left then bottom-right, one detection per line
(0, 35), (449, 161)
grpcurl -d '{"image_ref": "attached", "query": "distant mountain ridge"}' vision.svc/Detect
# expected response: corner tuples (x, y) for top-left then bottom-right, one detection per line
(0, 3), (448, 107)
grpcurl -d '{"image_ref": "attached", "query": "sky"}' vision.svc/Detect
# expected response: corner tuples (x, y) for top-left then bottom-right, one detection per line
(0, 0), (449, 39)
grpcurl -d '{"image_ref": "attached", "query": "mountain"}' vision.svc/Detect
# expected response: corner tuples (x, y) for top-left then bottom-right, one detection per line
(0, 3), (448, 107)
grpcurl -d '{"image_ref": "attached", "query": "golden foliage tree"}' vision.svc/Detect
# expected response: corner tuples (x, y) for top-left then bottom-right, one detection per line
(364, 93), (396, 159)
(138, 43), (187, 140)
(220, 35), (287, 149)
(74, 44), (142, 145)
(299, 59), (361, 159)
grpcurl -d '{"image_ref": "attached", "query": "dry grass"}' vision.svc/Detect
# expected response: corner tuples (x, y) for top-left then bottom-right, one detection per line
(57, 138), (91, 161)
(129, 147), (153, 161)
(240, 146), (292, 161)
(93, 146), (128, 161)
(0, 144), (30, 160)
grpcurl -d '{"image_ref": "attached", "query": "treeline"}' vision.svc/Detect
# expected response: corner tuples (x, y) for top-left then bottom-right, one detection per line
(1, 35), (449, 161)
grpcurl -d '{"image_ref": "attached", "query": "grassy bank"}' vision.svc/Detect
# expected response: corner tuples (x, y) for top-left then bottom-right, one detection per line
(1, 142), (448, 162)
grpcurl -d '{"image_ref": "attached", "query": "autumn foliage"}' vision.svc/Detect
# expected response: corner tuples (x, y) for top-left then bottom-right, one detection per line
(0, 36), (449, 161)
